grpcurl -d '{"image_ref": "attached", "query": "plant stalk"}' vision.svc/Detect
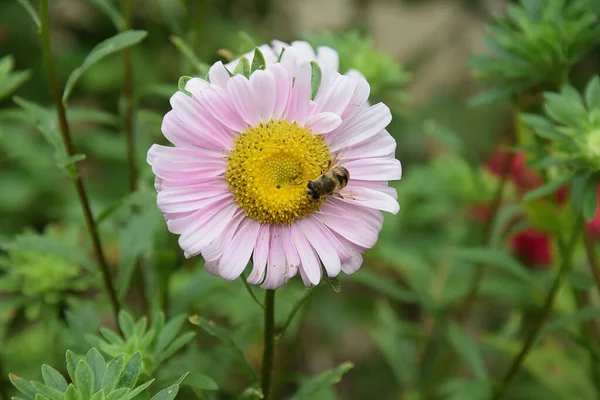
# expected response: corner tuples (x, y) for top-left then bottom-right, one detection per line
(492, 217), (583, 399)
(39, 0), (120, 320)
(262, 290), (276, 400)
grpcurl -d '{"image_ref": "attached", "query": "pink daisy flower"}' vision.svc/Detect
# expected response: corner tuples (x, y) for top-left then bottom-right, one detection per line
(147, 40), (402, 289)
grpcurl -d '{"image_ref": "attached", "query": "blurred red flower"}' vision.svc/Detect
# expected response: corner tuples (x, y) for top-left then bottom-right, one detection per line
(510, 229), (552, 267)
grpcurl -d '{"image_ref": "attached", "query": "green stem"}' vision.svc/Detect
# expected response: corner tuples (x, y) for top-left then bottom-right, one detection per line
(39, 0), (120, 320)
(277, 288), (314, 341)
(492, 217), (583, 399)
(262, 290), (276, 400)
(241, 277), (265, 309)
(121, 0), (136, 192)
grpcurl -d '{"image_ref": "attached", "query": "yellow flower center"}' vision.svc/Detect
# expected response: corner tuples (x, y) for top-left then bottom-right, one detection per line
(225, 120), (331, 224)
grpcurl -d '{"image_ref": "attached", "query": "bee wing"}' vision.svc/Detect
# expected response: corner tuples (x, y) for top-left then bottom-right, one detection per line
(335, 187), (370, 202)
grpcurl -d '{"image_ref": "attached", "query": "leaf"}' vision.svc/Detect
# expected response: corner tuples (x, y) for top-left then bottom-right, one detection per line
(124, 379), (154, 400)
(9, 374), (37, 400)
(180, 372), (218, 391)
(157, 331), (196, 364)
(322, 275), (340, 293)
(118, 311), (136, 339)
(539, 307), (600, 340)
(150, 374), (188, 400)
(345, 270), (416, 303)
(490, 204), (523, 248)
(169, 36), (209, 75)
(74, 360), (94, 400)
(85, 349), (106, 394)
(102, 354), (125, 393)
(63, 30), (148, 103)
(585, 76), (600, 110)
(13, 97), (64, 159)
(452, 247), (539, 288)
(177, 76), (192, 97)
(117, 352), (142, 389)
(309, 61), (322, 100)
(154, 314), (186, 358)
(15, 0), (40, 27)
(31, 383), (63, 400)
(524, 172), (575, 201)
(64, 385), (81, 400)
(238, 387), (262, 400)
(104, 388), (129, 400)
(250, 47), (266, 73)
(233, 57), (250, 78)
(447, 323), (489, 380)
(188, 316), (257, 382)
(100, 327), (124, 345)
(41, 365), (68, 393)
(289, 362), (353, 400)
(88, 0), (125, 30)
(89, 392), (104, 400)
(0, 59), (30, 101)
(66, 351), (85, 383)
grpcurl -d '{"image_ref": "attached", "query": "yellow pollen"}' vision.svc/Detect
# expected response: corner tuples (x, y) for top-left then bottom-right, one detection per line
(225, 120), (331, 224)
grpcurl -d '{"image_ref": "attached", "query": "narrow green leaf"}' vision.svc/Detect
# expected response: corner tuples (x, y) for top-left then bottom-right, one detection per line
(104, 388), (129, 400)
(63, 30), (148, 103)
(277, 288), (314, 341)
(188, 316), (257, 382)
(31, 383), (63, 400)
(309, 61), (322, 100)
(290, 362), (353, 400)
(157, 331), (196, 364)
(99, 328), (124, 345)
(124, 379), (154, 400)
(0, 68), (30, 101)
(180, 372), (218, 391)
(16, 0), (40, 27)
(34, 394), (50, 400)
(13, 96), (64, 159)
(118, 311), (136, 339)
(276, 47), (286, 62)
(524, 172), (575, 201)
(134, 317), (148, 337)
(89, 391), (104, 400)
(540, 307), (600, 339)
(85, 349), (106, 394)
(250, 47), (266, 73)
(64, 385), (81, 400)
(154, 314), (186, 359)
(490, 204), (523, 248)
(88, 0), (125, 30)
(169, 36), (209, 75)
(41, 365), (68, 393)
(102, 354), (125, 393)
(447, 323), (489, 380)
(74, 360), (94, 400)
(66, 351), (85, 383)
(233, 57), (250, 78)
(452, 247), (539, 287)
(9, 374), (37, 400)
(177, 76), (192, 97)
(322, 275), (340, 292)
(150, 374), (187, 400)
(117, 352), (142, 389)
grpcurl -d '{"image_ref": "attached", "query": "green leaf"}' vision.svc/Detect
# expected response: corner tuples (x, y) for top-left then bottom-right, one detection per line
(490, 204), (523, 248)
(345, 270), (416, 303)
(74, 360), (94, 400)
(88, 0), (125, 30)
(89, 392), (104, 400)
(104, 388), (129, 400)
(188, 316), (257, 382)
(452, 247), (539, 288)
(239, 387), (262, 400)
(118, 311), (136, 339)
(177, 76), (192, 97)
(309, 61), (322, 100)
(85, 349), (106, 394)
(322, 275), (340, 292)
(63, 30), (148, 103)
(66, 351), (85, 383)
(290, 362), (353, 400)
(250, 47), (266, 73)
(233, 57), (250, 78)
(0, 60), (30, 101)
(64, 385), (81, 400)
(181, 372), (218, 391)
(102, 354), (125, 393)
(539, 307), (600, 340)
(9, 374), (37, 400)
(169, 36), (209, 75)
(41, 365), (68, 393)
(447, 323), (489, 380)
(16, 0), (40, 27)
(154, 314), (186, 359)
(100, 327), (124, 345)
(524, 172), (575, 201)
(124, 379), (154, 400)
(31, 383), (63, 400)
(117, 352), (142, 389)
(13, 96), (64, 160)
(157, 331), (196, 365)
(583, 177), (598, 221)
(585, 76), (600, 110)
(150, 374), (188, 400)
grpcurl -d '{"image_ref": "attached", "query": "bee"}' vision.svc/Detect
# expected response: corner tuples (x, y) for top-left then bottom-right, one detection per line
(306, 157), (350, 201)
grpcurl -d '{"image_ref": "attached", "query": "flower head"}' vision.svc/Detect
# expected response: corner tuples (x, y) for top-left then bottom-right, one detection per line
(148, 41), (402, 289)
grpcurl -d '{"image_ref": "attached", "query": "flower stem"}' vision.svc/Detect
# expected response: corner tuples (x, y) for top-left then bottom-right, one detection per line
(262, 290), (276, 400)
(121, 0), (136, 192)
(39, 0), (120, 320)
(492, 217), (583, 399)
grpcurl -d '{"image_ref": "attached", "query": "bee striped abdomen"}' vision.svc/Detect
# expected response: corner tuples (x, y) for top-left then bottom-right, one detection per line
(306, 165), (350, 201)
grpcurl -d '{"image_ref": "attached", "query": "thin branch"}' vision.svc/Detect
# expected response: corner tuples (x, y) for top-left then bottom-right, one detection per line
(241, 277), (265, 310)
(39, 0), (120, 320)
(276, 287), (315, 341)
(261, 290), (276, 400)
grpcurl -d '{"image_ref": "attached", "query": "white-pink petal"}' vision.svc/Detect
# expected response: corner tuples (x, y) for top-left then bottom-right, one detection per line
(330, 103), (392, 152)
(306, 112), (342, 134)
(248, 224), (270, 285)
(290, 224), (321, 285)
(344, 158), (402, 181)
(219, 218), (261, 280)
